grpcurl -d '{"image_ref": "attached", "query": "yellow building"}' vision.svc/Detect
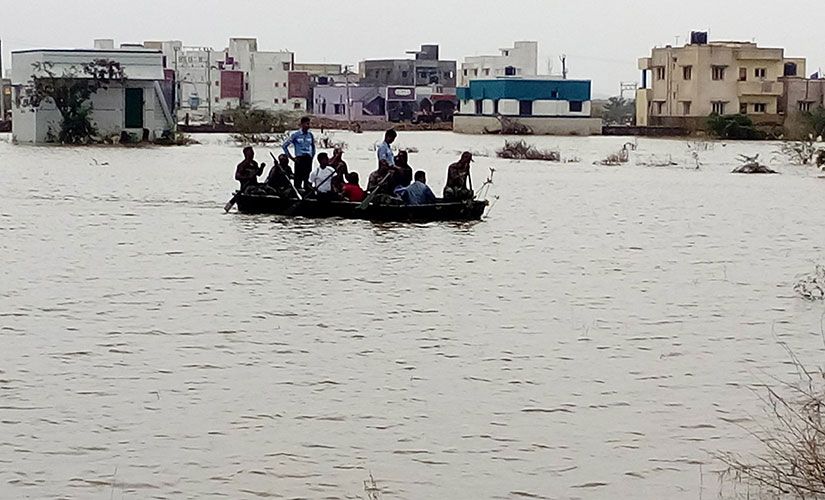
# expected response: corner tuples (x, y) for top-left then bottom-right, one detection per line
(636, 34), (805, 130)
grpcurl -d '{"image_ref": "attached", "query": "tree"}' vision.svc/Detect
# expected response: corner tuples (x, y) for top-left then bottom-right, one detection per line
(707, 113), (764, 140)
(23, 59), (126, 144)
(601, 96), (636, 125)
(229, 107), (300, 144)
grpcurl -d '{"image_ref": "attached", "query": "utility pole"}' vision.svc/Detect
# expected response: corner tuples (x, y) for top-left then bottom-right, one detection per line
(206, 48), (212, 123)
(0, 38), (5, 121)
(344, 65), (352, 127)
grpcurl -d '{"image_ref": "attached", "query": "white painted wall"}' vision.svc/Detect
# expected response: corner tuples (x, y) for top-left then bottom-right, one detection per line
(499, 99), (519, 115)
(460, 41), (539, 86)
(248, 51), (293, 111)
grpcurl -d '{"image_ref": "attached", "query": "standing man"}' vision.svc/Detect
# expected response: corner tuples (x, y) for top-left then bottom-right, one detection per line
(377, 129), (397, 167)
(443, 151), (474, 201)
(282, 116), (316, 192)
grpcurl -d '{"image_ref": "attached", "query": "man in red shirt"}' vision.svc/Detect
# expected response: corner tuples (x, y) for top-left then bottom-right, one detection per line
(341, 172), (366, 202)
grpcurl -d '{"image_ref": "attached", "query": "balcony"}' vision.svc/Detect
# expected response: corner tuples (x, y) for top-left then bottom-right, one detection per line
(737, 80), (782, 96)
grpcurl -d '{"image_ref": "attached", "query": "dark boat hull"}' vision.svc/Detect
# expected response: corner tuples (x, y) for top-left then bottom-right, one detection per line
(234, 194), (488, 222)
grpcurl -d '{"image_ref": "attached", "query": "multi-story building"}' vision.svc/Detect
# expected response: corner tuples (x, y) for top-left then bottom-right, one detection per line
(359, 44), (456, 89)
(459, 41), (538, 87)
(780, 77), (825, 115)
(636, 32), (806, 129)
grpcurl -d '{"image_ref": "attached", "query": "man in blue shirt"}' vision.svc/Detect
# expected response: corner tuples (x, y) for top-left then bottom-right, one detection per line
(400, 170), (437, 205)
(282, 116), (316, 191)
(376, 129), (397, 167)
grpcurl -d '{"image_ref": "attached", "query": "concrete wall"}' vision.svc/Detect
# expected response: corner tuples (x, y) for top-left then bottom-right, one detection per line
(460, 41), (538, 86)
(454, 115), (602, 135)
(781, 78), (825, 113)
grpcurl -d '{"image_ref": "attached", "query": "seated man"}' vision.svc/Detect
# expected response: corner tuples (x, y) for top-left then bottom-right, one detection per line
(309, 152), (337, 200)
(234, 146), (264, 192)
(395, 150), (414, 188)
(341, 172), (366, 202)
(330, 148), (349, 193)
(443, 151), (474, 201)
(264, 153), (295, 196)
(400, 170), (437, 205)
(367, 160), (396, 195)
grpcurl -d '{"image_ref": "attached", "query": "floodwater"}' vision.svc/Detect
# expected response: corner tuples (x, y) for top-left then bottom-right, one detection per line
(1, 131), (824, 500)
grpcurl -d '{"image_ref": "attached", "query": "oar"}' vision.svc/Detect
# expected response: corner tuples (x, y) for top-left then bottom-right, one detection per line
(357, 172), (393, 211)
(224, 191), (239, 213)
(269, 151), (303, 201)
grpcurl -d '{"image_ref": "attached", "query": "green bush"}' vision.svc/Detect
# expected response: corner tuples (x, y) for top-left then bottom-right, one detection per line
(707, 113), (764, 140)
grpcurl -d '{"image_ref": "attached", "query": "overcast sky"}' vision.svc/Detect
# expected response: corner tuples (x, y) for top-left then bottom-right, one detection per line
(2, 0), (824, 96)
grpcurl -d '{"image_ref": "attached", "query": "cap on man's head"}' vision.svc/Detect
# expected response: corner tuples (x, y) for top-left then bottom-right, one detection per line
(461, 151), (474, 162)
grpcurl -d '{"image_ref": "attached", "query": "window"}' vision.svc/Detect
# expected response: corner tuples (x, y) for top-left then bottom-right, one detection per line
(503, 50), (509, 57)
(493, 100), (499, 115)
(739, 102), (748, 114)
(215, 80), (219, 86)
(445, 71), (454, 79)
(712, 66), (726, 81)
(753, 103), (767, 113)
(333, 103), (345, 115)
(215, 97), (219, 103)
(282, 62), (290, 71)
(473, 68), (478, 76)
(655, 66), (666, 80)
(519, 100), (533, 116)
(504, 66), (516, 76)
(282, 98), (287, 104)
(712, 101), (727, 114)
(401, 71), (408, 78)
(551, 90), (559, 99)
(483, 68), (490, 76)
(655, 101), (665, 114)
(755, 68), (767, 79)
(463, 69), (468, 76)
(475, 100), (483, 114)
(799, 101), (813, 112)
(682, 101), (692, 115)
(784, 62), (798, 77)
(293, 102), (302, 110)
(738, 68), (747, 81)
(683, 66), (692, 80)
(569, 101), (583, 112)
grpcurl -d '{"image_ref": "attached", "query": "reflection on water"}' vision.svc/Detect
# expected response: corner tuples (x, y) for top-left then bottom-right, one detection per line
(1, 132), (824, 499)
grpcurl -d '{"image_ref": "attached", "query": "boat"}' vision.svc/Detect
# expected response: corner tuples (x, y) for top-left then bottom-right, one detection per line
(233, 193), (488, 222)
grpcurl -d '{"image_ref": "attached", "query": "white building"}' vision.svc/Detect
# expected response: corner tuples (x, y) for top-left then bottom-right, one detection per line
(248, 50), (295, 110)
(459, 41), (538, 87)
(11, 48), (174, 143)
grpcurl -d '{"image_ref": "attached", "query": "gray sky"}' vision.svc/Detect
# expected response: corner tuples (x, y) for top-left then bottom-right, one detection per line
(2, 0), (824, 96)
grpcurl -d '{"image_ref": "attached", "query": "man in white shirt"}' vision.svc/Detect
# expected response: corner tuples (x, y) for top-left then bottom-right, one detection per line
(309, 152), (337, 199)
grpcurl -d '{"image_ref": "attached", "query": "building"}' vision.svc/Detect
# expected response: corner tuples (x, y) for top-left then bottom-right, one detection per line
(636, 32), (806, 129)
(11, 48), (175, 143)
(1, 78), (10, 122)
(313, 84), (388, 122)
(459, 41), (538, 87)
(780, 77), (825, 114)
(359, 44), (456, 89)
(454, 77), (602, 135)
(292, 63), (346, 112)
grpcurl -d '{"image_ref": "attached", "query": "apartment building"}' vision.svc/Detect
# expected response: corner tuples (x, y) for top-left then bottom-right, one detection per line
(459, 41), (538, 87)
(636, 33), (806, 129)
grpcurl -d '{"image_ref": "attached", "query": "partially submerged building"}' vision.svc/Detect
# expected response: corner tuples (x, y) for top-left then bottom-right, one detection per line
(459, 41), (538, 87)
(11, 48), (174, 143)
(454, 77), (602, 135)
(636, 32), (806, 130)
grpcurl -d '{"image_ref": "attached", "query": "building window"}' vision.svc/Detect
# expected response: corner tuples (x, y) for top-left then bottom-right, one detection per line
(682, 101), (691, 115)
(682, 66), (692, 80)
(282, 62), (290, 71)
(462, 69), (468, 76)
(569, 101), (583, 113)
(446, 71), (454, 79)
(799, 101), (813, 112)
(784, 62), (798, 77)
(282, 98), (287, 104)
(754, 68), (767, 79)
(655, 66), (666, 80)
(712, 66), (726, 81)
(215, 80), (219, 86)
(401, 71), (408, 78)
(333, 103), (345, 115)
(493, 100), (499, 115)
(712, 101), (727, 114)
(753, 103), (767, 113)
(293, 102), (302, 110)
(504, 66), (516, 76)
(519, 100), (533, 116)
(473, 69), (478, 76)
(738, 68), (747, 81)
(655, 101), (665, 114)
(474, 100), (483, 114)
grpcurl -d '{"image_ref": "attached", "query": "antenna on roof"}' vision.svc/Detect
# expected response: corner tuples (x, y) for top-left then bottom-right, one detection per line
(560, 54), (567, 80)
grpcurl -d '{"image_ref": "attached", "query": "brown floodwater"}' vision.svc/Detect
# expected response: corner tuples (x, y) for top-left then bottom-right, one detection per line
(1, 131), (824, 499)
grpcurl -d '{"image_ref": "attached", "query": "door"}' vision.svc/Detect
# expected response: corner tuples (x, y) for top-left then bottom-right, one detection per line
(124, 88), (144, 128)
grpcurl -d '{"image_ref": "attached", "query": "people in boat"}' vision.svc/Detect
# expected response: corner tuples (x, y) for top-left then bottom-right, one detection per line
(367, 160), (396, 195)
(341, 172), (366, 202)
(400, 170), (437, 205)
(309, 152), (337, 200)
(265, 153), (295, 196)
(282, 116), (316, 192)
(377, 129), (397, 167)
(395, 150), (414, 188)
(235, 146), (264, 192)
(443, 151), (474, 201)
(330, 147), (349, 193)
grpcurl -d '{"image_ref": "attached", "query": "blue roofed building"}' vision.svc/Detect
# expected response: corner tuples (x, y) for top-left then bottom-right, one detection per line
(454, 77), (602, 135)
